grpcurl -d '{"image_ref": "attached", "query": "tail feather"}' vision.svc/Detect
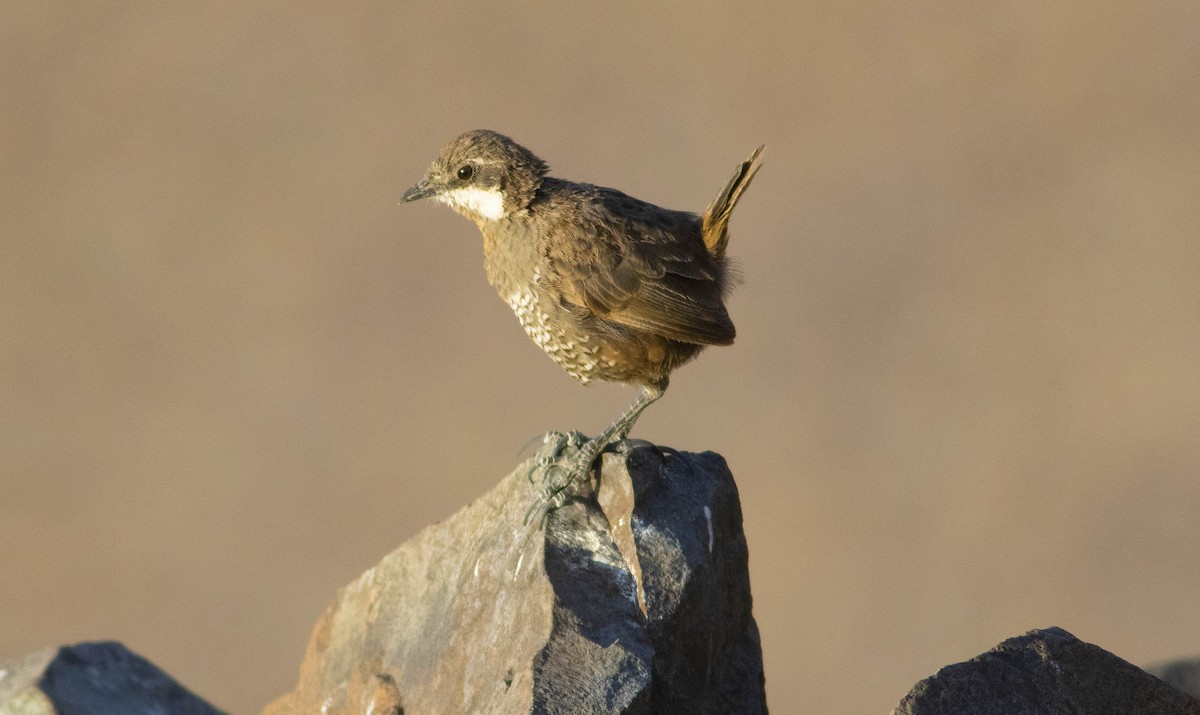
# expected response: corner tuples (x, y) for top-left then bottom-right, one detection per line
(702, 144), (764, 260)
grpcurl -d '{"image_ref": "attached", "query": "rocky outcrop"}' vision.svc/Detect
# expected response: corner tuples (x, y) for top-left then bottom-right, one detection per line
(14, 443), (1199, 715)
(894, 627), (1200, 715)
(0, 641), (225, 715)
(263, 441), (766, 715)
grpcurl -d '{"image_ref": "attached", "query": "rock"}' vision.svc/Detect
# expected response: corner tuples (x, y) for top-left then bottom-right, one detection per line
(894, 627), (1200, 715)
(1147, 657), (1200, 700)
(0, 647), (56, 715)
(0, 641), (226, 715)
(264, 441), (766, 715)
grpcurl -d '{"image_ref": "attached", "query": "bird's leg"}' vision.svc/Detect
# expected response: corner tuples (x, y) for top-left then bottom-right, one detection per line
(609, 379), (669, 443)
(527, 379), (668, 521)
(597, 378), (668, 448)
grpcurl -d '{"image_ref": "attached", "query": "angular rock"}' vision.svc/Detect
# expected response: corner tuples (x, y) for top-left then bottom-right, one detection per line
(0, 641), (226, 715)
(264, 441), (766, 715)
(1147, 657), (1200, 700)
(894, 627), (1200, 715)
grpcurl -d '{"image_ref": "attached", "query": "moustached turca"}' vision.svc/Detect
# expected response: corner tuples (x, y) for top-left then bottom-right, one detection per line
(402, 130), (762, 506)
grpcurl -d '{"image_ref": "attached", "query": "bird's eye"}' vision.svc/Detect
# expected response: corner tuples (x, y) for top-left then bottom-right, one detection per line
(457, 165), (474, 181)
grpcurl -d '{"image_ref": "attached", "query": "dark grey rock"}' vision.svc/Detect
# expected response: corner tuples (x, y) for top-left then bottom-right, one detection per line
(0, 641), (226, 715)
(1147, 657), (1200, 700)
(619, 445), (765, 715)
(894, 627), (1200, 715)
(264, 441), (766, 715)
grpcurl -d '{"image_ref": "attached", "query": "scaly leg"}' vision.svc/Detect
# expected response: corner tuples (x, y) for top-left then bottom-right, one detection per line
(525, 378), (668, 523)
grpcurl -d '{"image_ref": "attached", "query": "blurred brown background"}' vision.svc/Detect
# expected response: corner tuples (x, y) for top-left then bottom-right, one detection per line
(3, 2), (1199, 712)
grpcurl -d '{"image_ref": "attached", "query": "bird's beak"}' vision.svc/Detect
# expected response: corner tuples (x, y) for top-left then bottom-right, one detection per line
(400, 177), (437, 204)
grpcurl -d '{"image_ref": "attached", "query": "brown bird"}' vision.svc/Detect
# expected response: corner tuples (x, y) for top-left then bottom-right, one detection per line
(401, 130), (762, 500)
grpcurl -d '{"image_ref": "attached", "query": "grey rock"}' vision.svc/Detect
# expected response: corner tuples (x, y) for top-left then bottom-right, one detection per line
(894, 627), (1200, 715)
(0, 641), (226, 715)
(264, 441), (766, 715)
(1147, 657), (1200, 700)
(0, 647), (56, 714)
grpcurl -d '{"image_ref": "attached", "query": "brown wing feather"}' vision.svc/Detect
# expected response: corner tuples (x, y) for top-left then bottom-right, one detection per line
(542, 184), (735, 346)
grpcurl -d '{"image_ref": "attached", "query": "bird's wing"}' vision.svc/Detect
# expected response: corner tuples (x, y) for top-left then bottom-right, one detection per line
(543, 188), (735, 346)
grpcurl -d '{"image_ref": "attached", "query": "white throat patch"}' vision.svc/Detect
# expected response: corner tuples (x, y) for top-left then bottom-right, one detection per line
(438, 187), (507, 221)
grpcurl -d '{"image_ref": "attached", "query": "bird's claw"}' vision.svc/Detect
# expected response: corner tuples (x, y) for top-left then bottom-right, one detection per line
(542, 429), (587, 452)
(523, 446), (600, 525)
(528, 430), (588, 482)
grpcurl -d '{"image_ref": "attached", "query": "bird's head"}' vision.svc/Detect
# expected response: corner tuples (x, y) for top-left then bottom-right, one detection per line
(401, 130), (549, 224)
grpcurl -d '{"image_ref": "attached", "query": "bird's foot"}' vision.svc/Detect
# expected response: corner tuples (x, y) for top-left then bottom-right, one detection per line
(523, 434), (604, 525)
(526, 430), (587, 483)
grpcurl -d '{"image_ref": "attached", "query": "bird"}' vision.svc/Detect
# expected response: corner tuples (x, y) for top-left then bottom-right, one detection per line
(401, 130), (762, 504)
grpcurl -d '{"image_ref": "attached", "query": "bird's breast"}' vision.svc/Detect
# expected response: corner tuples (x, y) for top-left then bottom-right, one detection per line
(501, 268), (606, 384)
(481, 217), (540, 291)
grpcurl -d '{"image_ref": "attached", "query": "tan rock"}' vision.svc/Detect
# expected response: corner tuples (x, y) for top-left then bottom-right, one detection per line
(264, 442), (766, 715)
